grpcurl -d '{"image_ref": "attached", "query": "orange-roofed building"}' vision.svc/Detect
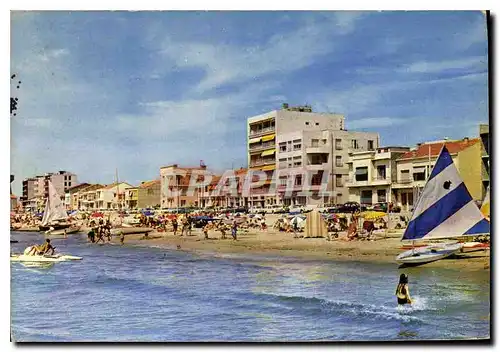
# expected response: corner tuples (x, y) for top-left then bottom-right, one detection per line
(160, 162), (213, 209)
(393, 137), (483, 211)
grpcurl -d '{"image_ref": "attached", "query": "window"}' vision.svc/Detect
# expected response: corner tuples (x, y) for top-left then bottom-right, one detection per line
(335, 138), (342, 150)
(355, 167), (368, 181)
(413, 171), (426, 181)
(279, 158), (287, 162)
(64, 182), (67, 186)
(148, 189), (154, 195)
(335, 156), (342, 167)
(279, 142), (287, 152)
(293, 161), (302, 167)
(68, 182), (71, 187)
(181, 200), (186, 206)
(295, 175), (302, 186)
(311, 139), (319, 147)
(400, 170), (411, 183)
(335, 174), (343, 187)
(315, 122), (319, 126)
(311, 174), (323, 185)
(321, 139), (327, 145)
(351, 139), (359, 149)
(377, 189), (387, 202)
(305, 122), (309, 125)
(279, 178), (287, 186)
(376, 165), (386, 180)
(64, 175), (67, 180)
(361, 190), (373, 205)
(368, 140), (374, 150)
(293, 144), (301, 151)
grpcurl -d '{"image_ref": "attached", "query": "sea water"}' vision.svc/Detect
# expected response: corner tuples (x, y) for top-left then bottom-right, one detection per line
(10, 231), (490, 342)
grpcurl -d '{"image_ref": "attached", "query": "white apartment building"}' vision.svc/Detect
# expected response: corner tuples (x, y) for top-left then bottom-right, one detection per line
(247, 104), (380, 208)
(22, 171), (78, 211)
(95, 182), (133, 210)
(345, 146), (411, 205)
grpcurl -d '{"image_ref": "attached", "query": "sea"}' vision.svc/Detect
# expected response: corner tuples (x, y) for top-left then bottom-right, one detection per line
(10, 231), (490, 342)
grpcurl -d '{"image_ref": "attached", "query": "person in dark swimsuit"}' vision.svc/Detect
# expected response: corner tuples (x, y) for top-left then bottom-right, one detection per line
(396, 273), (412, 305)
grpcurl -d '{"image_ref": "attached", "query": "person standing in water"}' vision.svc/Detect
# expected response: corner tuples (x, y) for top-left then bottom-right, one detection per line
(395, 273), (412, 305)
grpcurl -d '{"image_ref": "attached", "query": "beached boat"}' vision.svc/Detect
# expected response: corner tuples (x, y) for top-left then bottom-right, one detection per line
(45, 226), (81, 236)
(396, 146), (490, 266)
(110, 227), (154, 236)
(10, 253), (82, 263)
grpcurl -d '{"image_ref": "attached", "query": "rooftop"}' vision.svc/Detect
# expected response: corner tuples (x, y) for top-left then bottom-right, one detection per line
(138, 179), (161, 188)
(398, 138), (480, 160)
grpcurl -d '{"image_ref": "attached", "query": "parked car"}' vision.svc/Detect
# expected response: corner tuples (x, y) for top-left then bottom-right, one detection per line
(372, 202), (388, 212)
(337, 202), (365, 213)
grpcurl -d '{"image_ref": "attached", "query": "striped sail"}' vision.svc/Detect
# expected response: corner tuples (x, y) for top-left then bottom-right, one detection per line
(480, 186), (490, 220)
(402, 146), (490, 240)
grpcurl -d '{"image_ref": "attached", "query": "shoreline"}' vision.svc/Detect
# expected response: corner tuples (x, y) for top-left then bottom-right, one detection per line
(112, 229), (491, 270)
(11, 226), (490, 270)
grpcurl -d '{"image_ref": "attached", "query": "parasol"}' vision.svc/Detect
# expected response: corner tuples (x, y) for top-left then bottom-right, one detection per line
(359, 211), (387, 220)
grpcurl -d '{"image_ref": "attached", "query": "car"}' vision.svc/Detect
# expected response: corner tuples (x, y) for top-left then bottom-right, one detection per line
(337, 202), (364, 213)
(372, 202), (388, 212)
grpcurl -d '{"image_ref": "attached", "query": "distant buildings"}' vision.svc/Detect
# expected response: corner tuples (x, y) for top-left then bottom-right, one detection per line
(160, 163), (210, 209)
(247, 104), (379, 208)
(480, 124), (489, 198)
(137, 180), (161, 209)
(21, 170), (78, 211)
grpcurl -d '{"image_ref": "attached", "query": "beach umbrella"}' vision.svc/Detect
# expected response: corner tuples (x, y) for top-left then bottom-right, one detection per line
(91, 212), (104, 218)
(142, 210), (154, 216)
(359, 211), (387, 220)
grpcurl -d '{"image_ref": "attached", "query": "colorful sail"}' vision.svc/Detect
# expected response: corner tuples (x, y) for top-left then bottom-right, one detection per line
(480, 186), (490, 220)
(402, 146), (489, 240)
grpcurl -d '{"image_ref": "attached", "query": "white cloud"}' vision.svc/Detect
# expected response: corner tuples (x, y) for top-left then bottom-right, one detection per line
(157, 12), (364, 93)
(402, 56), (487, 74)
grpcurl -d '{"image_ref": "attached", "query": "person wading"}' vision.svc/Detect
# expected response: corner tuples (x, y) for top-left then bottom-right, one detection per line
(395, 273), (412, 305)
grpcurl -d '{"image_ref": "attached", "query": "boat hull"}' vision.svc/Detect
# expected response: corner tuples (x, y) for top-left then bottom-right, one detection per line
(396, 243), (462, 266)
(39, 223), (72, 232)
(46, 226), (81, 236)
(110, 227), (154, 236)
(459, 241), (490, 253)
(10, 254), (82, 263)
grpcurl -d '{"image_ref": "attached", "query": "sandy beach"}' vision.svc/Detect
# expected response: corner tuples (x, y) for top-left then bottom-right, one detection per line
(92, 225), (490, 271)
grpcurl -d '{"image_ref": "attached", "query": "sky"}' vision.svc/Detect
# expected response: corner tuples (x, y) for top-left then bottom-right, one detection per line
(10, 11), (488, 196)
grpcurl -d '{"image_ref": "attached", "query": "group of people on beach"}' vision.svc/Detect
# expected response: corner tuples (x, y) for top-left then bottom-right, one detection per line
(87, 218), (112, 244)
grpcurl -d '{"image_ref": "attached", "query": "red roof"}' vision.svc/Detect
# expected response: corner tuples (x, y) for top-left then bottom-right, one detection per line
(398, 138), (480, 160)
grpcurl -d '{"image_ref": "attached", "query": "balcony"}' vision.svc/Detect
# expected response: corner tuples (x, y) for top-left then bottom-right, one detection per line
(306, 145), (330, 154)
(249, 142), (276, 153)
(249, 127), (275, 138)
(249, 158), (276, 167)
(306, 163), (328, 171)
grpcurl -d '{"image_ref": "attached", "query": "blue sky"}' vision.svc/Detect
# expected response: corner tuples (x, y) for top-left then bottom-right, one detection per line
(10, 11), (488, 195)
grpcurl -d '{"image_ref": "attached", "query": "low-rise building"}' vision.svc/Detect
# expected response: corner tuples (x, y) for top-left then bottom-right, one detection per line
(64, 183), (90, 210)
(95, 182), (133, 210)
(160, 163), (211, 209)
(125, 187), (138, 209)
(346, 146), (411, 205)
(137, 180), (161, 209)
(77, 184), (104, 210)
(392, 137), (482, 211)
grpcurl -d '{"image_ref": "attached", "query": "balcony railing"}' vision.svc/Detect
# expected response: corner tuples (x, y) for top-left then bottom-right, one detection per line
(249, 126), (275, 137)
(397, 177), (413, 184)
(250, 159), (276, 167)
(249, 142), (276, 152)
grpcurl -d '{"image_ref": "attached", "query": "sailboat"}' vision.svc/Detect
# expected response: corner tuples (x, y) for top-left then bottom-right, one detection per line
(396, 146), (490, 266)
(38, 181), (71, 232)
(481, 185), (490, 220)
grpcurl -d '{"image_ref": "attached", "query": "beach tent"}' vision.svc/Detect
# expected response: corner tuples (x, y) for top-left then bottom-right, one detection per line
(290, 215), (306, 228)
(303, 210), (328, 238)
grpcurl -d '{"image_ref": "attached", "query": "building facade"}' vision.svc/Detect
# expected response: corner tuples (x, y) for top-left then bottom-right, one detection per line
(95, 182), (133, 210)
(346, 146), (411, 205)
(77, 184), (103, 210)
(22, 171), (78, 211)
(247, 104), (379, 208)
(125, 187), (138, 209)
(64, 183), (90, 210)
(392, 138), (482, 211)
(160, 163), (210, 209)
(137, 180), (161, 209)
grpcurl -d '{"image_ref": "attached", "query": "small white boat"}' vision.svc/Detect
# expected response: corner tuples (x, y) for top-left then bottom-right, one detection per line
(396, 243), (462, 265)
(395, 145), (490, 266)
(459, 241), (490, 253)
(10, 254), (82, 263)
(46, 226), (81, 236)
(10, 246), (82, 263)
